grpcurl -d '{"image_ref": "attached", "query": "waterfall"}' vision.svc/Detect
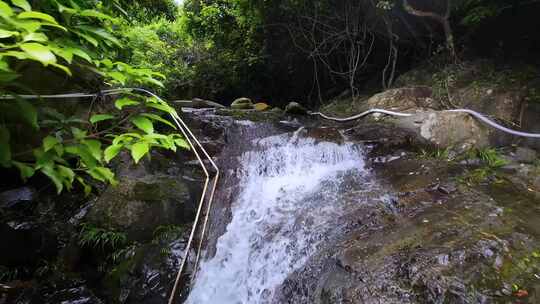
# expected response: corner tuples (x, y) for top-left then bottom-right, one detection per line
(186, 128), (370, 304)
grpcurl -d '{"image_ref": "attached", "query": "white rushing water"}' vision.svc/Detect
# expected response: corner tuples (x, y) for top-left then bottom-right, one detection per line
(186, 129), (369, 304)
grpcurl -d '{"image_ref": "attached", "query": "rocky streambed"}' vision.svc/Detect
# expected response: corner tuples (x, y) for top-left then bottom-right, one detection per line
(2, 104), (540, 304)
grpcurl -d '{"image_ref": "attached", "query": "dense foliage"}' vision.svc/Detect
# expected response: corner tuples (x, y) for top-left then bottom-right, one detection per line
(0, 0), (189, 194)
(2, 0), (539, 194)
(118, 0), (540, 106)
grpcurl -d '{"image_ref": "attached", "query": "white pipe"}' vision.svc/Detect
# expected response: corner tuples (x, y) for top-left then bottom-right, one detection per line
(310, 109), (540, 138)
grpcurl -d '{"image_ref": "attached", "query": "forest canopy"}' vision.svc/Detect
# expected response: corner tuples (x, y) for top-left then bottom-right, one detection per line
(1, 0), (539, 193)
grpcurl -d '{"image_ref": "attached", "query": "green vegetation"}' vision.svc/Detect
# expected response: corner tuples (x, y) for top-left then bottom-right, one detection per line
(0, 0), (189, 194)
(78, 224), (127, 250)
(458, 148), (508, 185)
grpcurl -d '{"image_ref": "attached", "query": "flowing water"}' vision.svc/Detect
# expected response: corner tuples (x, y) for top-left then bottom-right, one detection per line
(186, 126), (377, 304)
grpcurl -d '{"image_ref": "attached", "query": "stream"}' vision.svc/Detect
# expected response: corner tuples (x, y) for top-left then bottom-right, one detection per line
(186, 120), (384, 303)
(180, 111), (540, 304)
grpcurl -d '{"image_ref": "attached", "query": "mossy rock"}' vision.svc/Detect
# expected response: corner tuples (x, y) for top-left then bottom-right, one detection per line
(254, 102), (270, 111)
(284, 102), (308, 115)
(231, 97), (253, 109)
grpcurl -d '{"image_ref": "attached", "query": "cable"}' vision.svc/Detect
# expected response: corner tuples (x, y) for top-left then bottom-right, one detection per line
(310, 109), (540, 138)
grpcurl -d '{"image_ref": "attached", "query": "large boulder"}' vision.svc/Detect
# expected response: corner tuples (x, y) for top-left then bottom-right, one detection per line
(285, 102), (308, 115)
(230, 97), (253, 110)
(395, 110), (490, 152)
(86, 152), (203, 241)
(365, 86), (437, 112)
(455, 87), (525, 123)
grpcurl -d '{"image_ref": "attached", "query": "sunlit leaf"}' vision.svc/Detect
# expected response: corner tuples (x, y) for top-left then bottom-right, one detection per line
(131, 116), (154, 134)
(0, 1), (14, 17)
(104, 144), (122, 163)
(79, 9), (114, 20)
(82, 139), (102, 161)
(12, 0), (31, 12)
(18, 11), (58, 24)
(0, 29), (18, 38)
(20, 42), (57, 65)
(114, 97), (139, 110)
(90, 113), (114, 124)
(130, 141), (149, 164)
(140, 113), (177, 129)
(23, 32), (48, 42)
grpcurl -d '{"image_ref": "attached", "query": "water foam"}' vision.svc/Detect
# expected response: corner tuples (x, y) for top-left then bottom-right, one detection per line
(186, 131), (367, 304)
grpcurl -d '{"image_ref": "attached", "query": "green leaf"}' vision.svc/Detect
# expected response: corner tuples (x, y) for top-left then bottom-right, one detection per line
(18, 11), (58, 24)
(146, 103), (177, 115)
(20, 43), (56, 65)
(76, 25), (121, 47)
(12, 161), (35, 181)
(57, 165), (75, 188)
(66, 145), (97, 169)
(0, 1), (14, 17)
(71, 127), (87, 140)
(33, 147), (53, 170)
(114, 97), (139, 110)
(76, 176), (91, 197)
(41, 165), (63, 194)
(106, 71), (126, 85)
(131, 116), (154, 134)
(130, 141), (149, 164)
(0, 29), (18, 38)
(15, 98), (38, 129)
(43, 135), (59, 151)
(23, 32), (48, 42)
(111, 133), (141, 145)
(90, 114), (114, 124)
(174, 138), (190, 150)
(0, 126), (11, 167)
(104, 144), (122, 163)
(12, 0), (31, 11)
(140, 113), (177, 129)
(82, 139), (102, 161)
(79, 9), (114, 20)
(11, 19), (41, 32)
(88, 166), (117, 186)
(70, 47), (92, 62)
(71, 30), (98, 47)
(50, 63), (71, 75)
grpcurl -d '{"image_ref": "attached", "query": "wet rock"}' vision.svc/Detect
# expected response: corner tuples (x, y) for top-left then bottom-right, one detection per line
(86, 153), (201, 241)
(254, 102), (270, 111)
(455, 86), (525, 123)
(0, 222), (57, 267)
(42, 286), (103, 304)
(396, 110), (490, 152)
(0, 186), (36, 209)
(514, 146), (537, 163)
(230, 97), (253, 110)
(365, 86), (437, 112)
(285, 102), (308, 115)
(103, 238), (190, 304)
